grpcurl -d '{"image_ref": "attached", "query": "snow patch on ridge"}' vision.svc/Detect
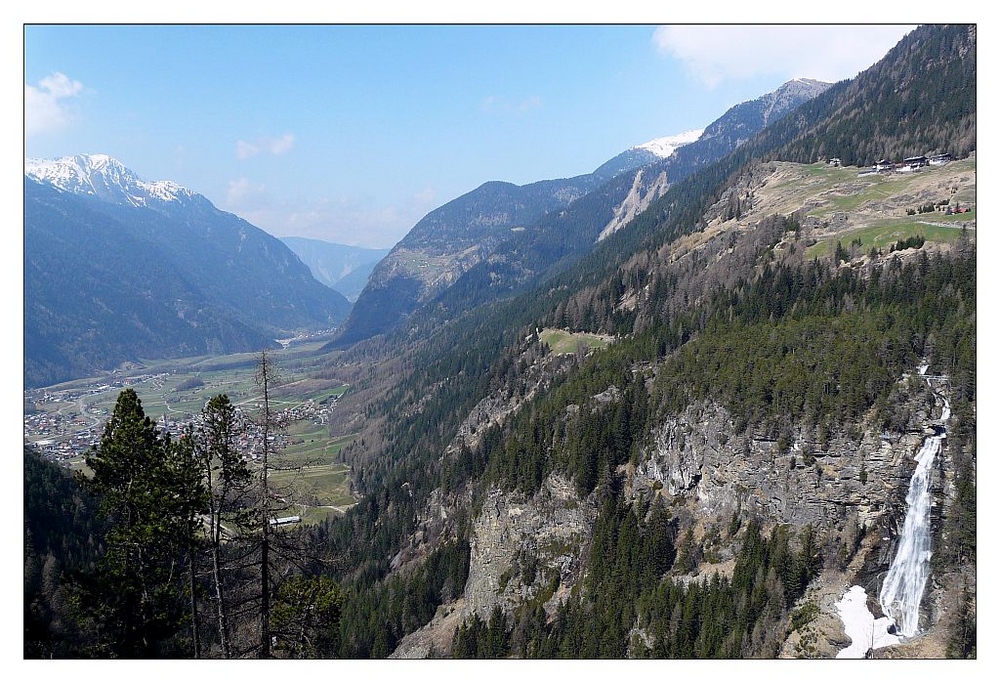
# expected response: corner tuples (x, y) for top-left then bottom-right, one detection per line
(633, 129), (703, 159)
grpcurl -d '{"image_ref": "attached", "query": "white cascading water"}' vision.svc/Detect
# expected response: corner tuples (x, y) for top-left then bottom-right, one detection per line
(836, 367), (949, 655)
(877, 434), (941, 636)
(877, 373), (950, 638)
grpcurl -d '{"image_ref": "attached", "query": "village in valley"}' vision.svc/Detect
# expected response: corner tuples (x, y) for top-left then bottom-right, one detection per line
(24, 364), (345, 469)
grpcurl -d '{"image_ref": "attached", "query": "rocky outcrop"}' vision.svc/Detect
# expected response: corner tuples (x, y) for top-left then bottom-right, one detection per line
(389, 599), (470, 659)
(390, 473), (595, 658)
(464, 473), (597, 620)
(597, 168), (671, 241)
(390, 347), (955, 659)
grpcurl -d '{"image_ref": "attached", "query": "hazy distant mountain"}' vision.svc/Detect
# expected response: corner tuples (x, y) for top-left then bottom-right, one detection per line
(24, 155), (352, 387)
(279, 237), (390, 302)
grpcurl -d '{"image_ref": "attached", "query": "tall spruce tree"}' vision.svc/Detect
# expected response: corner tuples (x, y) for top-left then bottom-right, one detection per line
(72, 388), (204, 657)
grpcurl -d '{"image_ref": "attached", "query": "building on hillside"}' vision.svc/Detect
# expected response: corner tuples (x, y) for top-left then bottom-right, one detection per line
(270, 516), (302, 526)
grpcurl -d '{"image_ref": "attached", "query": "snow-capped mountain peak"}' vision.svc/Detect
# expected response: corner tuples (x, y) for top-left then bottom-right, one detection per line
(633, 129), (704, 159)
(24, 153), (196, 208)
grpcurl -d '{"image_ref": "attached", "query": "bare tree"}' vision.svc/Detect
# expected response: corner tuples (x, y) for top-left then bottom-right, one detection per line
(254, 348), (280, 658)
(194, 394), (253, 658)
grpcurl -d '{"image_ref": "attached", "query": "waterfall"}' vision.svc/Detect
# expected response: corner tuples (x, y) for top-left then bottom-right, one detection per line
(837, 368), (948, 655)
(877, 375), (949, 638)
(877, 433), (941, 637)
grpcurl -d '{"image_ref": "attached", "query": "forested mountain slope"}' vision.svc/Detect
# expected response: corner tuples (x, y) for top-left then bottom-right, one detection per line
(335, 78), (829, 347)
(334, 174), (610, 345)
(337, 154), (975, 660)
(771, 24), (975, 166)
(655, 77), (831, 185)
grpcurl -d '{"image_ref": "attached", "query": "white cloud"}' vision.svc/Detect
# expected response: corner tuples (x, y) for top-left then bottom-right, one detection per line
(235, 133), (296, 160)
(235, 140), (259, 160)
(24, 72), (84, 137)
(653, 25), (917, 88)
(225, 177), (270, 210)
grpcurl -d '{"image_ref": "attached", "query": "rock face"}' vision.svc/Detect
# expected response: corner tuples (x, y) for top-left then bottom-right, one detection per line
(390, 473), (597, 658)
(597, 168), (671, 241)
(623, 372), (957, 659)
(629, 399), (930, 532)
(464, 474), (597, 620)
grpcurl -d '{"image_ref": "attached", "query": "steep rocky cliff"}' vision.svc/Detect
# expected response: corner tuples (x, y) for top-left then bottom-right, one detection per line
(630, 391), (939, 533)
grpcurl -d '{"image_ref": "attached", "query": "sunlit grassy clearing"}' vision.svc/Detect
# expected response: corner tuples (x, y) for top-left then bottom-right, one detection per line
(278, 425), (356, 467)
(539, 328), (612, 355)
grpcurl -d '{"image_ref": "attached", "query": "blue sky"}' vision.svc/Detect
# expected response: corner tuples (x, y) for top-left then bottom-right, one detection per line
(24, 21), (918, 248)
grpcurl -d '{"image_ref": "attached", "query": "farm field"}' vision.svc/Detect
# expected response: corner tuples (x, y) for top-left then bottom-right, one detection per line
(805, 214), (975, 259)
(270, 429), (357, 525)
(744, 158), (976, 260)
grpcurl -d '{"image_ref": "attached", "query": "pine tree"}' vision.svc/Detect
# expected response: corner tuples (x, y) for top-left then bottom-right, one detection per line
(270, 575), (344, 658)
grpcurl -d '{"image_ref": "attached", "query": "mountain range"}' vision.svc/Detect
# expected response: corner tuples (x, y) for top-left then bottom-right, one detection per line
(24, 77), (832, 382)
(332, 77), (832, 346)
(24, 155), (351, 387)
